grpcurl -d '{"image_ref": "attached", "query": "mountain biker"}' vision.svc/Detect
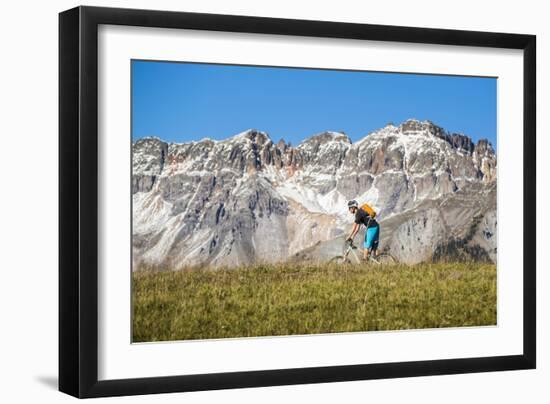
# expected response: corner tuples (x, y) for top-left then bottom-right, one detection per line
(346, 200), (380, 261)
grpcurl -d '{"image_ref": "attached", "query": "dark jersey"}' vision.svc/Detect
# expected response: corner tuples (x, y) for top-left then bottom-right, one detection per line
(355, 208), (378, 228)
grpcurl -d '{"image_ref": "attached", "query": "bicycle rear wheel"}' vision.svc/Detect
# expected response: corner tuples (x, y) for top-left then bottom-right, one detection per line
(372, 253), (396, 265)
(329, 256), (351, 264)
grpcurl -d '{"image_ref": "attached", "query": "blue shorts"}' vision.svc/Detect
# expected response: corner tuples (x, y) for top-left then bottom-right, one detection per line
(364, 224), (380, 250)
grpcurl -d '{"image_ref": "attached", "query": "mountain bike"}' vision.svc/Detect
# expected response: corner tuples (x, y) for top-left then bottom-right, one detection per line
(329, 239), (396, 265)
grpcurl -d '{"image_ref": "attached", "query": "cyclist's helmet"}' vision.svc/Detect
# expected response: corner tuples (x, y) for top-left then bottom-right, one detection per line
(347, 200), (359, 209)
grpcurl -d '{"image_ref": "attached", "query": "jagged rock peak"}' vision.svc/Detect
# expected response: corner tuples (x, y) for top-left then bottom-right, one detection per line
(231, 129), (272, 145)
(475, 138), (495, 155)
(399, 119), (446, 137)
(298, 131), (351, 147)
(276, 138), (287, 150)
(394, 119), (494, 156)
(445, 133), (475, 153)
(134, 136), (166, 146)
(133, 136), (168, 158)
(443, 133), (495, 156)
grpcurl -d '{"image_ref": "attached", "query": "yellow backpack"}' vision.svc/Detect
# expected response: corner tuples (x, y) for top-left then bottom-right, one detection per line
(360, 203), (377, 218)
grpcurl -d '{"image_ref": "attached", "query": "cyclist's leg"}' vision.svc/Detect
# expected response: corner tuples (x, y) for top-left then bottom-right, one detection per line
(364, 226), (377, 260)
(371, 225), (380, 257)
(363, 229), (369, 261)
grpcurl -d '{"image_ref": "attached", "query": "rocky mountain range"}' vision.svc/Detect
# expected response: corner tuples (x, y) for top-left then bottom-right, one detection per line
(132, 119), (497, 269)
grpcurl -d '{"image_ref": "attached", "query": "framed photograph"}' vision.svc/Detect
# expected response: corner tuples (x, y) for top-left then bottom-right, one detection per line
(59, 6), (536, 398)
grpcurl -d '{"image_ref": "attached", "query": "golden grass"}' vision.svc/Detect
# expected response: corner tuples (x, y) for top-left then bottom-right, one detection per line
(132, 262), (496, 342)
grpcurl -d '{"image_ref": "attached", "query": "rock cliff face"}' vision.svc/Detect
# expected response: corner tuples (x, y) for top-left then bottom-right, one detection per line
(132, 119), (497, 269)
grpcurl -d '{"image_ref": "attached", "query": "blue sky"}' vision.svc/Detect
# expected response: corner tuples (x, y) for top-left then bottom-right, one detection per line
(132, 60), (496, 147)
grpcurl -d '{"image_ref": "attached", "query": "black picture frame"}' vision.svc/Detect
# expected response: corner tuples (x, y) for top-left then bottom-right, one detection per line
(59, 5), (536, 398)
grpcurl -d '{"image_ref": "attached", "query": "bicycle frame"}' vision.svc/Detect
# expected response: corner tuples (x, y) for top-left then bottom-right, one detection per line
(343, 242), (364, 264)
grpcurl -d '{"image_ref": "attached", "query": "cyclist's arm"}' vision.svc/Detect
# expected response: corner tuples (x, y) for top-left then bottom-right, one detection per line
(347, 222), (360, 241)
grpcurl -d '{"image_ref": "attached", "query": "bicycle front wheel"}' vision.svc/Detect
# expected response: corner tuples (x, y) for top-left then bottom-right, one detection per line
(372, 253), (396, 265)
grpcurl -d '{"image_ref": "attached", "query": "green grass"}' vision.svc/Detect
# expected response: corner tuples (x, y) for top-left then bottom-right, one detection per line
(132, 262), (496, 342)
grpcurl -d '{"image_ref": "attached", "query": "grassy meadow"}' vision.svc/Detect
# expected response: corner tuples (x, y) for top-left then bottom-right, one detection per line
(132, 262), (496, 342)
